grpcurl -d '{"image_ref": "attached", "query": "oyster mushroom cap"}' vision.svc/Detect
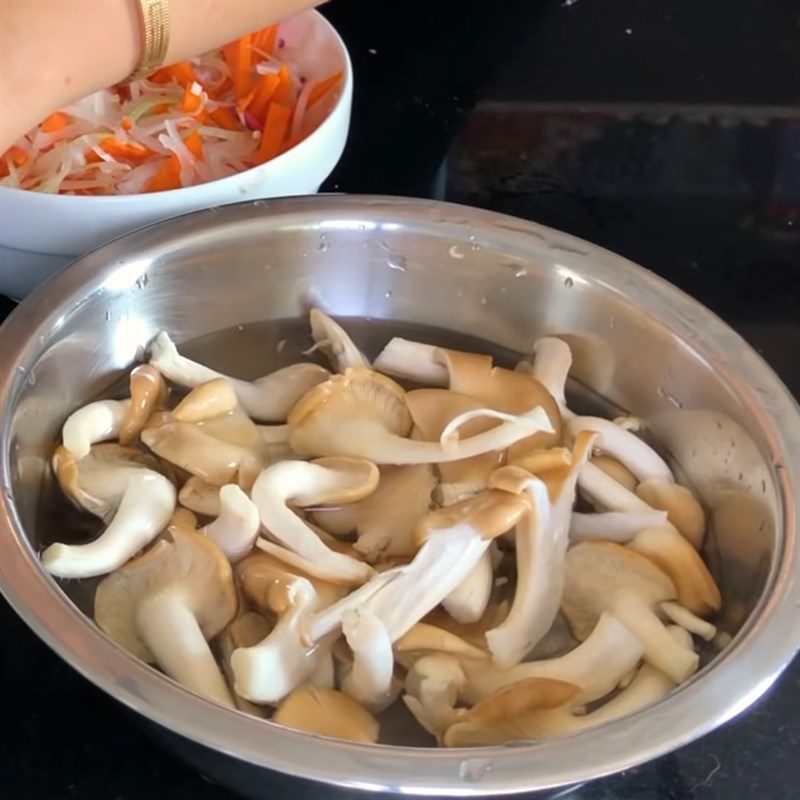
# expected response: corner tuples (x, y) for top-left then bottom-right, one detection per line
(171, 377), (238, 423)
(562, 541), (698, 683)
(394, 622), (488, 668)
(569, 509), (670, 542)
(308, 308), (370, 372)
(250, 457), (378, 585)
(94, 528), (236, 705)
(273, 685), (379, 743)
(43, 444), (176, 579)
(61, 399), (130, 460)
(403, 653), (468, 740)
(149, 330), (329, 422)
(289, 368), (553, 465)
(119, 364), (167, 445)
(628, 527), (721, 616)
(636, 479), (706, 549)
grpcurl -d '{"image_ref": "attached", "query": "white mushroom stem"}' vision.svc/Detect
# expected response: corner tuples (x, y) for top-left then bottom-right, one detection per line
(341, 608), (395, 711)
(201, 484), (260, 561)
(530, 337), (572, 416)
(403, 654), (467, 739)
(255, 537), (363, 585)
(660, 601), (717, 641)
(567, 416), (673, 483)
(372, 338), (449, 386)
(136, 588), (233, 706)
(569, 510), (669, 542)
(443, 549), (493, 624)
(579, 462), (663, 514)
(42, 471), (175, 579)
(309, 309), (370, 372)
(62, 399), (130, 459)
(149, 331), (328, 422)
(462, 612), (645, 704)
(250, 461), (374, 584)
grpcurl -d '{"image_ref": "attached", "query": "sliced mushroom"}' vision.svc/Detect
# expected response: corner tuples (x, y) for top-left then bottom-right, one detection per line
(119, 364), (168, 444)
(250, 457), (378, 584)
(462, 611), (644, 705)
(442, 549), (494, 624)
(527, 336), (573, 416)
(217, 609), (272, 714)
(178, 476), (222, 516)
(403, 654), (467, 740)
(591, 454), (638, 492)
(509, 446), (572, 476)
(424, 602), (510, 651)
(312, 465), (436, 563)
(628, 527), (721, 616)
(443, 677), (580, 747)
(201, 484), (260, 561)
(273, 685), (379, 743)
(578, 460), (666, 516)
(149, 331), (329, 422)
(43, 445), (176, 579)
(660, 601), (717, 640)
(171, 377), (238, 423)
(288, 368), (553, 464)
(484, 432), (597, 667)
(340, 607), (396, 712)
(94, 528), (236, 705)
(372, 337), (449, 385)
(569, 509), (669, 542)
(308, 308), (370, 372)
(61, 399), (130, 460)
(636, 479), (706, 549)
(562, 541), (698, 682)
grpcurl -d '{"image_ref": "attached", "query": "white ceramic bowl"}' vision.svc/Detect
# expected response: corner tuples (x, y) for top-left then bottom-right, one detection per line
(0, 9), (352, 299)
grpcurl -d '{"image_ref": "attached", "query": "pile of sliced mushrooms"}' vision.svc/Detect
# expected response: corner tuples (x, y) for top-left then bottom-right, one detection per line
(42, 310), (722, 746)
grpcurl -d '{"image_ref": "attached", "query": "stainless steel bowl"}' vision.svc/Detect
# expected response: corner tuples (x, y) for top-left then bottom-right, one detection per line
(1, 196), (797, 798)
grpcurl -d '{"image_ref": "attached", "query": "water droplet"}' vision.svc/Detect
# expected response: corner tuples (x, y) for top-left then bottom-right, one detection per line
(317, 234), (329, 252)
(449, 245), (465, 259)
(480, 296), (488, 306)
(459, 758), (493, 782)
(514, 267), (528, 278)
(16, 365), (26, 375)
(609, 315), (616, 329)
(384, 290), (392, 298)
(387, 254), (407, 272)
(237, 325), (244, 331)
(276, 338), (287, 354)
(657, 386), (682, 409)
(300, 250), (308, 258)
(104, 310), (111, 321)
(564, 276), (574, 288)
(358, 223), (366, 231)
(468, 234), (480, 252)
(27, 372), (36, 386)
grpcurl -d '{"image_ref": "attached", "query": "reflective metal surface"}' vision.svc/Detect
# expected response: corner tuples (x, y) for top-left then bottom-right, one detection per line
(0, 196), (798, 797)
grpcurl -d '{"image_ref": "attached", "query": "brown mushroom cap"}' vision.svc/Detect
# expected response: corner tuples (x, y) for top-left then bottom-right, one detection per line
(591, 455), (638, 492)
(273, 685), (379, 743)
(628, 527), (721, 616)
(636, 480), (706, 549)
(424, 602), (510, 650)
(443, 677), (580, 747)
(510, 447), (573, 476)
(119, 364), (167, 445)
(172, 378), (238, 423)
(394, 622), (488, 662)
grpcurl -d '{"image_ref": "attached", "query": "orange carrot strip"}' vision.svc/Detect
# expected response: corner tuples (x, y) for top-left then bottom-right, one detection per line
(4, 145), (28, 167)
(84, 149), (103, 164)
(256, 102), (292, 163)
(101, 138), (152, 163)
(152, 102), (171, 115)
(272, 65), (293, 105)
(146, 154), (181, 192)
(181, 83), (203, 113)
(209, 106), (241, 131)
(42, 112), (69, 132)
(253, 24), (278, 56)
(247, 72), (280, 119)
(121, 117), (133, 132)
(166, 61), (197, 88)
(223, 36), (252, 100)
(0, 160), (8, 179)
(307, 71), (344, 107)
(183, 131), (204, 160)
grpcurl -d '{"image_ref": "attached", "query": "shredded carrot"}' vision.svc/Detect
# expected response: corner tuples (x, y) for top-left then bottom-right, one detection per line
(181, 83), (203, 113)
(166, 61), (197, 88)
(253, 24), (278, 57)
(84, 149), (103, 164)
(256, 102), (292, 163)
(42, 112), (69, 133)
(247, 72), (280, 119)
(121, 117), (133, 132)
(308, 71), (344, 107)
(184, 131), (204, 160)
(100, 138), (152, 163)
(0, 160), (8, 178)
(223, 36), (252, 100)
(5, 145), (28, 167)
(146, 154), (181, 192)
(209, 106), (240, 130)
(272, 65), (293, 106)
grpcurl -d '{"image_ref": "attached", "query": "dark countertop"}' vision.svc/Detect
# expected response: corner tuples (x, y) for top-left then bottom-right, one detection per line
(2, 1), (799, 798)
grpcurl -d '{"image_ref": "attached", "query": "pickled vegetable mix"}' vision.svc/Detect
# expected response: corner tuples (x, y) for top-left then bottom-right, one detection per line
(0, 25), (343, 195)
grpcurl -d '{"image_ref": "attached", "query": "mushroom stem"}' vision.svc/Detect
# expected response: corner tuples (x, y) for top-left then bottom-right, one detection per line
(578, 462), (661, 514)
(42, 471), (175, 579)
(660, 601), (717, 641)
(149, 331), (328, 422)
(372, 338), (449, 385)
(569, 510), (669, 542)
(530, 337), (572, 415)
(443, 549), (493, 624)
(202, 484), (260, 561)
(567, 416), (673, 483)
(341, 608), (395, 711)
(62, 399), (129, 459)
(136, 588), (233, 706)
(611, 591), (699, 683)
(258, 424), (291, 444)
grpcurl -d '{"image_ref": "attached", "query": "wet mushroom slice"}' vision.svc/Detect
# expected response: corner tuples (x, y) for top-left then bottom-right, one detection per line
(423, 602), (510, 651)
(42, 445), (176, 579)
(312, 464), (437, 563)
(61, 399), (130, 460)
(443, 677), (580, 747)
(524, 336), (573, 417)
(287, 368), (553, 464)
(627, 526), (721, 617)
(171, 377), (239, 423)
(636, 479), (706, 550)
(482, 432), (597, 667)
(569, 509), (669, 542)
(461, 611), (644, 705)
(148, 330), (330, 422)
(217, 609), (272, 715)
(394, 622), (488, 669)
(590, 454), (638, 492)
(94, 528), (237, 705)
(178, 476), (223, 516)
(119, 364), (168, 445)
(201, 484), (261, 561)
(561, 541), (698, 683)
(441, 549), (494, 624)
(273, 685), (379, 743)
(403, 653), (468, 741)
(250, 457), (378, 584)
(307, 308), (370, 372)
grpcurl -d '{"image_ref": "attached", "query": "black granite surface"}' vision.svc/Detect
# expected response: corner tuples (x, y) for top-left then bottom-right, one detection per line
(2, 1), (799, 798)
